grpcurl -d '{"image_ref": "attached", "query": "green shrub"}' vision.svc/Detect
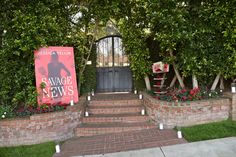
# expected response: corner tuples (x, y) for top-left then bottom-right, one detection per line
(80, 45), (97, 94)
(0, 105), (15, 119)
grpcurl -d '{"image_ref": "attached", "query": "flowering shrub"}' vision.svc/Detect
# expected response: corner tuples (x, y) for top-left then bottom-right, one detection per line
(0, 102), (69, 120)
(15, 103), (68, 117)
(156, 88), (222, 102)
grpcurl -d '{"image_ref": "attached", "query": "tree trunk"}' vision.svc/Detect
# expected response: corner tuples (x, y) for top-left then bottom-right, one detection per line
(192, 74), (199, 89)
(220, 76), (224, 90)
(169, 76), (177, 88)
(78, 21), (99, 94)
(144, 75), (151, 91)
(169, 76), (185, 88)
(211, 73), (221, 91)
(169, 50), (185, 89)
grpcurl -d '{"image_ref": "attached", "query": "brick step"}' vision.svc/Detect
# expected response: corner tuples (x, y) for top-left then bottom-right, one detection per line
(87, 105), (143, 114)
(82, 113), (150, 123)
(75, 122), (156, 137)
(89, 99), (142, 107)
(92, 93), (139, 101)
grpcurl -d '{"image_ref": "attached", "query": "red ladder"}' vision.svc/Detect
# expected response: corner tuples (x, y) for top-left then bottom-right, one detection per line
(153, 71), (167, 95)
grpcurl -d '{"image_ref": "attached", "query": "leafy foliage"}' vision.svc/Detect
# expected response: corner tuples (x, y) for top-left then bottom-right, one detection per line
(121, 24), (151, 80)
(0, 105), (15, 119)
(80, 45), (97, 94)
(118, 1), (152, 80)
(1, 0), (236, 115)
(0, 0), (73, 108)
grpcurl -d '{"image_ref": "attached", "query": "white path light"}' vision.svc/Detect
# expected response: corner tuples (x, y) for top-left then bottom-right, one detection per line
(141, 109), (145, 115)
(85, 111), (89, 117)
(91, 89), (95, 96)
(70, 100), (74, 106)
(55, 144), (60, 153)
(159, 123), (164, 130)
(177, 130), (182, 139)
(231, 83), (236, 93)
(87, 95), (91, 101)
(139, 94), (143, 100)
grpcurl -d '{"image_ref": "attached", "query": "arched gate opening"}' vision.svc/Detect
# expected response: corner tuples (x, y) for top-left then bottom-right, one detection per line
(96, 35), (132, 92)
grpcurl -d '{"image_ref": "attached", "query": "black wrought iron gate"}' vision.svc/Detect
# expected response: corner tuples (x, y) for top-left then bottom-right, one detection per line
(96, 36), (132, 92)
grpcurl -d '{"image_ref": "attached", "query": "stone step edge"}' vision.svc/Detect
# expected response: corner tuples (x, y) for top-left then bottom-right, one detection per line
(87, 105), (143, 109)
(88, 110), (142, 115)
(89, 98), (140, 102)
(82, 117), (150, 123)
(87, 110), (143, 115)
(88, 100), (141, 105)
(88, 103), (142, 107)
(82, 113), (148, 117)
(75, 128), (185, 140)
(75, 125), (157, 136)
(77, 122), (156, 128)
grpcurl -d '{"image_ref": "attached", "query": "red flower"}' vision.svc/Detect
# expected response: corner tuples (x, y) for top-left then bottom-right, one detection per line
(188, 96), (192, 100)
(182, 96), (187, 101)
(172, 96), (178, 100)
(190, 89), (195, 95)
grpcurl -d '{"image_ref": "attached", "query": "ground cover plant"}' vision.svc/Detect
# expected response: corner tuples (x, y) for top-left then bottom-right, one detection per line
(181, 120), (236, 142)
(0, 142), (55, 157)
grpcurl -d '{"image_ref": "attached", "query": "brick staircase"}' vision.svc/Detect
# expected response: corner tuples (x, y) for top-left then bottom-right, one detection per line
(75, 94), (156, 137)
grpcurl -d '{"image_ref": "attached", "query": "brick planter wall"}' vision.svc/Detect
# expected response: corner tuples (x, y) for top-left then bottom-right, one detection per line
(143, 93), (231, 128)
(0, 97), (86, 147)
(230, 93), (236, 120)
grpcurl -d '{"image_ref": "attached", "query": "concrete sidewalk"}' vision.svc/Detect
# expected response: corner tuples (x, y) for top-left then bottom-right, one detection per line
(73, 137), (236, 157)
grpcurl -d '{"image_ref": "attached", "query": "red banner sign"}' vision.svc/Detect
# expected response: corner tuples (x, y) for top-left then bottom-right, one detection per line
(34, 46), (79, 105)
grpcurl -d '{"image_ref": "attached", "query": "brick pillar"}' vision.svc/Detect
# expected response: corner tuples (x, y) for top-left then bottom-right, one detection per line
(232, 94), (236, 121)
